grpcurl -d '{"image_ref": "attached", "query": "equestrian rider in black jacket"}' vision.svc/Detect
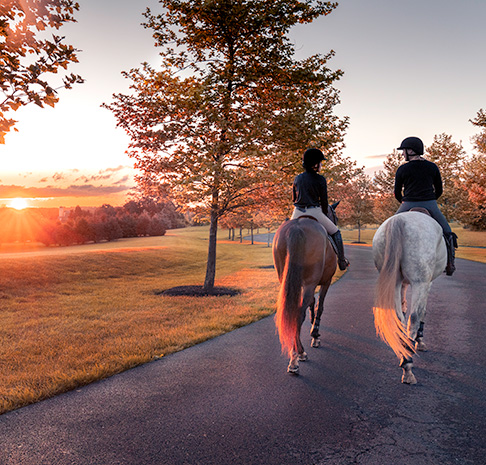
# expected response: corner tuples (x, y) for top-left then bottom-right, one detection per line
(291, 148), (349, 271)
(394, 136), (457, 276)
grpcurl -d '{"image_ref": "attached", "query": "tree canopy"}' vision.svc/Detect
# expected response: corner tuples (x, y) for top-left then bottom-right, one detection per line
(106, 0), (347, 290)
(0, 0), (83, 143)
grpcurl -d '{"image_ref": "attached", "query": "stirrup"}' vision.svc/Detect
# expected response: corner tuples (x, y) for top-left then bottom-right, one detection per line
(338, 257), (349, 271)
(445, 262), (455, 276)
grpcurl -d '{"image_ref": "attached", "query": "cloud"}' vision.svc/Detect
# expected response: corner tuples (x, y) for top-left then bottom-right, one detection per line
(365, 154), (388, 159)
(73, 166), (132, 184)
(0, 184), (132, 199)
(113, 175), (129, 185)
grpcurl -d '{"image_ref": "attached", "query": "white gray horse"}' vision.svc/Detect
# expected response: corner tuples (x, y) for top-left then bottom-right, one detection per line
(372, 211), (447, 384)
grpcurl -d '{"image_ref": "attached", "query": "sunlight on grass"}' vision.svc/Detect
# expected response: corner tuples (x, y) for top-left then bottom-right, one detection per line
(1, 223), (482, 415)
(341, 224), (486, 264)
(0, 226), (287, 414)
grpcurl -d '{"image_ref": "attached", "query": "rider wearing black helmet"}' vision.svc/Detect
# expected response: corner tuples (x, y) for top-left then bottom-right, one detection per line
(291, 148), (349, 270)
(395, 136), (457, 275)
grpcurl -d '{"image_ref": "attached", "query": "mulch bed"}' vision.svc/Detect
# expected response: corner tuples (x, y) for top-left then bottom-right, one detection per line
(158, 285), (240, 297)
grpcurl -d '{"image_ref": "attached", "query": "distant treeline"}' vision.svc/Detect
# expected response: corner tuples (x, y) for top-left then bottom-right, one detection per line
(0, 199), (186, 246)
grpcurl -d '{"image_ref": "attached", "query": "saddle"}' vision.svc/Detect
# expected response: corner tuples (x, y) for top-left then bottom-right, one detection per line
(409, 207), (431, 216)
(296, 215), (339, 255)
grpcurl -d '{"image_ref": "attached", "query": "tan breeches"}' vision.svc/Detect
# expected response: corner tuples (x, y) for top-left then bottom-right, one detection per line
(290, 207), (339, 235)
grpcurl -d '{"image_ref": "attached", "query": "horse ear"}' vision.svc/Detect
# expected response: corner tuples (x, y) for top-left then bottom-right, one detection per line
(331, 201), (340, 210)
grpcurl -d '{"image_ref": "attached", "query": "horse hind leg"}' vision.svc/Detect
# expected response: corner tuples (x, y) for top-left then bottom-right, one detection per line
(400, 356), (417, 385)
(287, 290), (313, 375)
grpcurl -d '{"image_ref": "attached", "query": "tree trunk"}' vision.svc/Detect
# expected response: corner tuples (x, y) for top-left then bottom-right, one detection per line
(203, 196), (219, 291)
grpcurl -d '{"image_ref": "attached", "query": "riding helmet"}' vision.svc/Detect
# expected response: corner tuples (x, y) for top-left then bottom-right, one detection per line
(303, 148), (326, 170)
(397, 137), (424, 155)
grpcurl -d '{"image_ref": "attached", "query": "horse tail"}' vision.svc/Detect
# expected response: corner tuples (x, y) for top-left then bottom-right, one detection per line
(373, 218), (415, 359)
(275, 225), (305, 358)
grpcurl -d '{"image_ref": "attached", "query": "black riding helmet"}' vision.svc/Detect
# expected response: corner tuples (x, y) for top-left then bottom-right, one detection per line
(303, 148), (326, 170)
(397, 137), (424, 155)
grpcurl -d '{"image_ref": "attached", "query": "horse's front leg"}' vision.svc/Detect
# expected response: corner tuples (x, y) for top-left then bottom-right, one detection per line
(401, 282), (408, 315)
(407, 283), (430, 351)
(310, 282), (331, 348)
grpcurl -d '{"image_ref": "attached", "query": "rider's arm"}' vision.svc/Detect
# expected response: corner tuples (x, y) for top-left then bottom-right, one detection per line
(394, 171), (403, 202)
(319, 176), (329, 214)
(433, 167), (443, 199)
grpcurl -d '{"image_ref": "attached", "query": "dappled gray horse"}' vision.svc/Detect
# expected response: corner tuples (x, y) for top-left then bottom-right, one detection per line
(372, 211), (447, 384)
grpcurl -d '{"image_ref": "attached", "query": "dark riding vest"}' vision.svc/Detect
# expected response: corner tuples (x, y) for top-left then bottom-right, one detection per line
(292, 171), (328, 215)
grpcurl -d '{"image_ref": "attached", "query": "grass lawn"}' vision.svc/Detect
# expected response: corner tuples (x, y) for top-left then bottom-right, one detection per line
(341, 223), (486, 264)
(1, 223), (483, 415)
(0, 226), (344, 415)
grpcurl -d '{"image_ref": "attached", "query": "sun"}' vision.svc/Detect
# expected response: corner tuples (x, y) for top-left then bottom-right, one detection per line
(10, 198), (30, 210)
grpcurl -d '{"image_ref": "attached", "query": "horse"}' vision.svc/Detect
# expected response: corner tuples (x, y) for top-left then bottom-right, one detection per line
(372, 211), (447, 384)
(272, 203), (339, 375)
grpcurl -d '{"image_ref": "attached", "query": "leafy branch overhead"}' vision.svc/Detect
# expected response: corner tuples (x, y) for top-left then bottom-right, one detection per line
(0, 0), (83, 143)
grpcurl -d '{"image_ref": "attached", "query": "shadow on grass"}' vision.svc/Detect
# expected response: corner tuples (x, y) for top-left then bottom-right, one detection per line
(157, 286), (241, 297)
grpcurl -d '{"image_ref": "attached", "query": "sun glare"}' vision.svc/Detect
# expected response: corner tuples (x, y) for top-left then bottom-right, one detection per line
(10, 198), (29, 210)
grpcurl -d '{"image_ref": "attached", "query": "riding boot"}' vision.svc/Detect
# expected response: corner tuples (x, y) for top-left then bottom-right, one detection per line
(443, 232), (457, 276)
(330, 231), (350, 271)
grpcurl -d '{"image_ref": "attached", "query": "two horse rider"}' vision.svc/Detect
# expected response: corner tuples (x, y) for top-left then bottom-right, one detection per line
(395, 136), (457, 276)
(290, 148), (350, 271)
(290, 139), (457, 276)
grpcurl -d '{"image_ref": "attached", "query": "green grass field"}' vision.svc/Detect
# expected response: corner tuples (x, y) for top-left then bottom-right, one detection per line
(341, 223), (486, 264)
(1, 223), (484, 415)
(0, 227), (284, 414)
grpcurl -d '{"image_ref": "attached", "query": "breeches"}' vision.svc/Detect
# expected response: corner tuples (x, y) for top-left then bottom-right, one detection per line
(291, 207), (339, 235)
(396, 200), (452, 234)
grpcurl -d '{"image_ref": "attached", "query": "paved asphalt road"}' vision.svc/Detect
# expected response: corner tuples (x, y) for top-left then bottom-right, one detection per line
(1, 245), (485, 465)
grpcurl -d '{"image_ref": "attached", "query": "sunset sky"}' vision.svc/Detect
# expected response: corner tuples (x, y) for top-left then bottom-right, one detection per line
(1, 0), (485, 209)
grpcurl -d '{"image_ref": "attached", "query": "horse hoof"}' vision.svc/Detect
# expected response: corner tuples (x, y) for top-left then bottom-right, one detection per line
(415, 339), (428, 352)
(402, 373), (417, 384)
(287, 366), (299, 375)
(311, 338), (320, 348)
(298, 352), (308, 362)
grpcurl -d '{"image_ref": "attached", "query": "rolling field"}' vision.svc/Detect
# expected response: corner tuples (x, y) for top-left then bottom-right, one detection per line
(0, 227), (282, 414)
(1, 223), (483, 415)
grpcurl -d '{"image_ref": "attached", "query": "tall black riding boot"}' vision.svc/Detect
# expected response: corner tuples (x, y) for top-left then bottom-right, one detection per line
(330, 231), (350, 271)
(444, 232), (457, 276)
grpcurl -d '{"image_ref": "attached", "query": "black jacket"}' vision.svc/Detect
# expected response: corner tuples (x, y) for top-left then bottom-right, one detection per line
(394, 159), (443, 202)
(292, 171), (328, 214)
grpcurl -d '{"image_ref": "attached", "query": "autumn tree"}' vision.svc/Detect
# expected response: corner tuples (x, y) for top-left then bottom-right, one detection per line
(372, 150), (403, 222)
(105, 0), (347, 291)
(0, 0), (83, 142)
(340, 170), (375, 240)
(456, 109), (486, 229)
(470, 108), (486, 154)
(426, 133), (466, 221)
